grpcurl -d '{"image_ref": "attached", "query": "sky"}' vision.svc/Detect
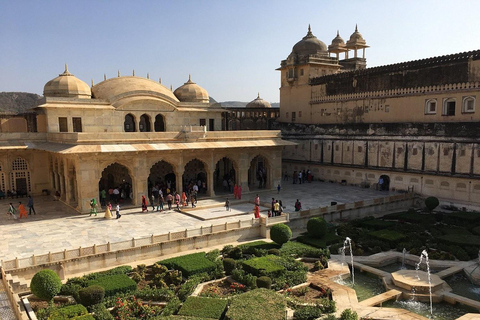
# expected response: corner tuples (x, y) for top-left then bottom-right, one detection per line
(1, 0), (480, 103)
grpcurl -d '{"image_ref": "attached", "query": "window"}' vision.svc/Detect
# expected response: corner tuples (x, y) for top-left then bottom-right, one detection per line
(72, 117), (82, 132)
(425, 99), (437, 114)
(298, 111), (302, 118)
(443, 98), (456, 116)
(462, 96), (475, 113)
(291, 112), (296, 122)
(59, 117), (68, 132)
(199, 119), (206, 126)
(124, 114), (136, 132)
(209, 119), (215, 131)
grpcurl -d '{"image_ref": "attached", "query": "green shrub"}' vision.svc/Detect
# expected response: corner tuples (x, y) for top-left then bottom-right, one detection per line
(472, 226), (480, 235)
(178, 274), (206, 301)
(369, 229), (406, 243)
(87, 274), (136, 297)
(48, 304), (88, 319)
(164, 270), (183, 286)
(231, 269), (257, 289)
(242, 255), (284, 277)
(90, 303), (114, 320)
(73, 315), (95, 320)
(425, 197), (439, 211)
(448, 245), (471, 261)
(65, 266), (133, 288)
(152, 263), (168, 275)
(158, 252), (217, 277)
(221, 245), (243, 259)
(30, 269), (62, 301)
(307, 217), (328, 238)
(161, 297), (182, 316)
(340, 308), (358, 320)
(239, 241), (280, 254)
(223, 258), (236, 275)
(78, 285), (105, 307)
(293, 305), (322, 320)
(256, 276), (272, 289)
(268, 248), (280, 255)
(438, 234), (480, 247)
(178, 296), (228, 319)
(135, 286), (175, 301)
(280, 241), (330, 258)
(130, 272), (143, 283)
(361, 219), (396, 229)
(59, 283), (82, 303)
(270, 224), (292, 245)
(226, 288), (286, 320)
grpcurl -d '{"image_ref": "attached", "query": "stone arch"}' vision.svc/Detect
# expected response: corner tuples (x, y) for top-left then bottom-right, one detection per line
(154, 114), (166, 132)
(139, 113), (151, 132)
(10, 157), (31, 194)
(248, 154), (270, 190)
(183, 158), (208, 194)
(99, 162), (134, 204)
(124, 113), (136, 132)
(379, 174), (390, 191)
(214, 156), (238, 193)
(148, 160), (176, 195)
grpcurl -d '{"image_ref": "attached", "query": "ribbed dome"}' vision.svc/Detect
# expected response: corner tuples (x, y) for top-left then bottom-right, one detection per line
(174, 75), (209, 103)
(331, 31), (345, 46)
(292, 25), (328, 57)
(246, 93), (271, 109)
(346, 25), (367, 48)
(43, 65), (91, 99)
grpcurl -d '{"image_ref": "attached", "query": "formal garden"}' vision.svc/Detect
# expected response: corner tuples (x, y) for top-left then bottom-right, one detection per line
(25, 197), (480, 320)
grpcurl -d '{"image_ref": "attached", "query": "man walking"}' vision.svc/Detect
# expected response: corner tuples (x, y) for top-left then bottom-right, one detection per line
(115, 203), (121, 219)
(27, 195), (37, 215)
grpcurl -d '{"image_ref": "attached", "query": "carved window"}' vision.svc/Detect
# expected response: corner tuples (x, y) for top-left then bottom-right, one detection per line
(72, 117), (82, 132)
(442, 98), (456, 116)
(425, 99), (437, 114)
(462, 96), (475, 113)
(59, 117), (68, 132)
(291, 112), (296, 122)
(199, 119), (206, 126)
(459, 149), (466, 157)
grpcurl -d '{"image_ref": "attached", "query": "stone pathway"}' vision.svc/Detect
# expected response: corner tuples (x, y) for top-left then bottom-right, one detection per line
(0, 282), (16, 320)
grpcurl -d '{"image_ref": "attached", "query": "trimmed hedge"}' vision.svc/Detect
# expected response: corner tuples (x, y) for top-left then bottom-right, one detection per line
(30, 269), (62, 301)
(87, 274), (136, 297)
(48, 304), (88, 319)
(293, 305), (323, 320)
(78, 285), (105, 307)
(158, 252), (216, 277)
(242, 255), (284, 277)
(425, 197), (439, 211)
(297, 233), (340, 248)
(178, 296), (228, 319)
(279, 241), (330, 258)
(307, 217), (328, 238)
(256, 276), (272, 289)
(270, 224), (292, 245)
(225, 288), (286, 320)
(438, 234), (480, 247)
(383, 212), (435, 224)
(65, 265), (133, 288)
(158, 317), (213, 320)
(360, 219), (395, 229)
(238, 241), (280, 254)
(73, 315), (95, 320)
(369, 229), (406, 242)
(223, 258), (236, 275)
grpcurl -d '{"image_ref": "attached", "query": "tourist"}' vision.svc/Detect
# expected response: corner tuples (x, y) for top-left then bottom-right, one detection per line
(157, 194), (164, 212)
(104, 202), (112, 219)
(233, 183), (238, 199)
(7, 202), (16, 219)
(254, 204), (260, 219)
(27, 195), (36, 215)
(89, 198), (97, 216)
(115, 203), (121, 219)
(113, 187), (120, 203)
(237, 184), (242, 199)
(378, 177), (384, 191)
(53, 190), (60, 201)
(100, 188), (107, 207)
(271, 197), (275, 212)
(18, 202), (28, 219)
(294, 199), (302, 211)
(150, 194), (155, 211)
(190, 193), (196, 208)
(255, 194), (260, 206)
(225, 198), (230, 211)
(277, 184), (281, 194)
(181, 192), (187, 207)
(175, 192), (181, 211)
(166, 193), (173, 210)
(274, 200), (280, 216)
(298, 171), (302, 184)
(267, 210), (272, 217)
(141, 195), (148, 212)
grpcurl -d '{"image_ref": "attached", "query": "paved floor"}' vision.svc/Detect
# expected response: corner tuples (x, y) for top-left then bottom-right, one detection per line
(0, 181), (392, 262)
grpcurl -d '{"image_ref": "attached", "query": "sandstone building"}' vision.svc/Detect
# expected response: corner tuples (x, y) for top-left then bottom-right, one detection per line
(0, 67), (291, 212)
(279, 26), (480, 207)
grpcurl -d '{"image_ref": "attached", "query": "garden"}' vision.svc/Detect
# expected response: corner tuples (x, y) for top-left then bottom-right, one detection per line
(28, 220), (354, 320)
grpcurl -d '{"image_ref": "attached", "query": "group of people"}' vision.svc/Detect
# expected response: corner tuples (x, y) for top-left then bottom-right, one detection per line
(252, 194), (285, 219)
(0, 188), (28, 199)
(6, 195), (37, 220)
(291, 169), (313, 184)
(100, 183), (132, 206)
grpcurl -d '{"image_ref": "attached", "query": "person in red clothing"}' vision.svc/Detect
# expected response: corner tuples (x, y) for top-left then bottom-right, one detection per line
(18, 202), (28, 219)
(141, 195), (148, 212)
(254, 204), (260, 219)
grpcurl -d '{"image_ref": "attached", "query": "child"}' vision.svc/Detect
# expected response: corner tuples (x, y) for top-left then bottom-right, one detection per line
(115, 203), (121, 219)
(225, 198), (230, 211)
(267, 210), (272, 217)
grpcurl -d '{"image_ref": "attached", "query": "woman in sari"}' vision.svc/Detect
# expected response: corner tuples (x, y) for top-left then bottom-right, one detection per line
(141, 195), (148, 212)
(104, 202), (112, 219)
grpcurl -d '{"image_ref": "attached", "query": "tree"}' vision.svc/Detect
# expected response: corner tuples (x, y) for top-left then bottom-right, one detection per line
(270, 223), (292, 245)
(30, 269), (62, 302)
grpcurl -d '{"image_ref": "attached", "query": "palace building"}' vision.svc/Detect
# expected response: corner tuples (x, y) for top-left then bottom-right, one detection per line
(0, 66), (291, 212)
(279, 26), (480, 207)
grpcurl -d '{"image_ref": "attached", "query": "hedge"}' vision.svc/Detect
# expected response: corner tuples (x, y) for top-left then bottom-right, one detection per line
(157, 316), (214, 320)
(48, 304), (88, 319)
(307, 217), (328, 238)
(72, 315), (95, 320)
(158, 252), (217, 277)
(438, 234), (480, 247)
(444, 211), (480, 223)
(369, 229), (406, 242)
(383, 212), (435, 224)
(225, 288), (286, 320)
(65, 265), (133, 287)
(78, 285), (105, 307)
(279, 241), (330, 258)
(178, 296), (228, 319)
(296, 233), (340, 248)
(472, 226), (480, 235)
(30, 269), (62, 301)
(239, 241), (280, 254)
(87, 274), (136, 297)
(270, 224), (292, 245)
(241, 255), (284, 277)
(360, 219), (396, 229)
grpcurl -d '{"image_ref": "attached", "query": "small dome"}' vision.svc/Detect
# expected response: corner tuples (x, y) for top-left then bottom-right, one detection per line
(174, 75), (209, 103)
(246, 93), (271, 109)
(346, 25), (367, 48)
(329, 30), (347, 53)
(44, 65), (91, 99)
(331, 31), (345, 46)
(292, 25), (328, 57)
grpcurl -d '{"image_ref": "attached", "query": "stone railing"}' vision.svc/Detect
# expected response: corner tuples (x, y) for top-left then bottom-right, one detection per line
(1, 267), (28, 319)
(311, 82), (480, 104)
(1, 219), (263, 271)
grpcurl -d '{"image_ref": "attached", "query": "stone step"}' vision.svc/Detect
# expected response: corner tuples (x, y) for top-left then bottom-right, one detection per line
(359, 289), (402, 306)
(7, 274), (29, 293)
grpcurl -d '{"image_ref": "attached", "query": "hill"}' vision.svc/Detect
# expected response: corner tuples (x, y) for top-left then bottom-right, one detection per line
(0, 92), (42, 113)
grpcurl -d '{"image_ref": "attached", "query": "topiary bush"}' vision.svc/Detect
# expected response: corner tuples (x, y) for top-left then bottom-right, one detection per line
(223, 258), (236, 275)
(340, 308), (358, 320)
(30, 269), (62, 301)
(90, 303), (114, 320)
(256, 276), (272, 289)
(78, 285), (105, 307)
(307, 217), (328, 239)
(425, 197), (439, 211)
(270, 224), (292, 245)
(293, 305), (323, 320)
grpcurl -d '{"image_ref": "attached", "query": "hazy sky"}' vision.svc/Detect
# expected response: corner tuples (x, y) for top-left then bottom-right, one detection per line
(1, 0), (480, 103)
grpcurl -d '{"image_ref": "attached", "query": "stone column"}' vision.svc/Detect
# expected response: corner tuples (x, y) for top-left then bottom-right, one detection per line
(238, 153), (250, 193)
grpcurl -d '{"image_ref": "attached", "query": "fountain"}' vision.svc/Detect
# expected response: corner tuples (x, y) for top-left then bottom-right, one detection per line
(416, 250), (433, 316)
(342, 237), (355, 286)
(401, 248), (407, 270)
